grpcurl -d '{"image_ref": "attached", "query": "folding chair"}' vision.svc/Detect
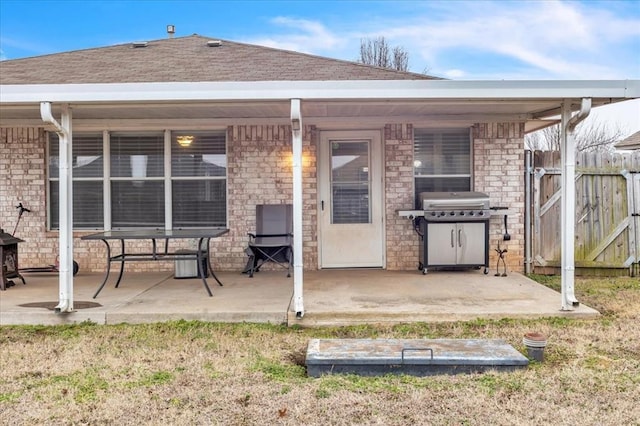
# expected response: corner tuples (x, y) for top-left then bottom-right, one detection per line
(244, 204), (293, 278)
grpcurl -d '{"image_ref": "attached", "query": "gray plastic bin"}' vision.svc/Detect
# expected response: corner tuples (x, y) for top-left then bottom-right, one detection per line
(174, 249), (208, 279)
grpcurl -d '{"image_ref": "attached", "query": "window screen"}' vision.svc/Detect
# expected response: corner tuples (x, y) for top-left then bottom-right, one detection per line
(414, 129), (471, 207)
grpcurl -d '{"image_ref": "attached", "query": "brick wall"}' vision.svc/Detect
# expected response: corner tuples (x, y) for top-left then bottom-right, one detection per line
(223, 124), (318, 272)
(384, 124), (419, 270)
(2, 122), (525, 274)
(0, 127), (60, 269)
(473, 122), (526, 271)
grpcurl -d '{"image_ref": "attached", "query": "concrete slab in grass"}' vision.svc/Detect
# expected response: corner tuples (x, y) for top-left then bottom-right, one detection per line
(306, 338), (529, 377)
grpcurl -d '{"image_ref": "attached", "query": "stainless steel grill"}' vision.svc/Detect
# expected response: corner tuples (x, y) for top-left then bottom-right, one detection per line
(398, 192), (491, 275)
(420, 191), (491, 221)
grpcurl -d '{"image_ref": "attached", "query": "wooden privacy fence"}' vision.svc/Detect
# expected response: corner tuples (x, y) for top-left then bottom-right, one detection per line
(530, 150), (640, 276)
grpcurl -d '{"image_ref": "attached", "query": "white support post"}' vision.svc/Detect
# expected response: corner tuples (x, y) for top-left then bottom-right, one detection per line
(58, 105), (74, 313)
(40, 102), (74, 313)
(560, 101), (576, 310)
(290, 99), (304, 317)
(560, 99), (590, 310)
(40, 103), (75, 313)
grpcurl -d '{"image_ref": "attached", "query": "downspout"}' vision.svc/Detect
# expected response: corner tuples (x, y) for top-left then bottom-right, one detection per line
(567, 98), (592, 132)
(290, 99), (304, 318)
(524, 150), (532, 275)
(560, 98), (591, 310)
(40, 102), (74, 313)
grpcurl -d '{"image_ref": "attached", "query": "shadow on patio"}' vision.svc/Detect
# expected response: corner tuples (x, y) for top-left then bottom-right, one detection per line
(0, 269), (599, 326)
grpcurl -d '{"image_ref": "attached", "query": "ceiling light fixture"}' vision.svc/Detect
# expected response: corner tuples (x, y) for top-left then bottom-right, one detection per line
(176, 135), (194, 147)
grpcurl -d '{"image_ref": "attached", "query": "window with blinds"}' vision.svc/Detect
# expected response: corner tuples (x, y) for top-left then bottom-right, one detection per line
(171, 132), (227, 227)
(48, 130), (227, 230)
(414, 129), (471, 207)
(49, 133), (104, 229)
(110, 133), (165, 228)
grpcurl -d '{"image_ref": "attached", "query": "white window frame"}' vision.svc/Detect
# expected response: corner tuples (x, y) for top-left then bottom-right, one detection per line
(47, 129), (228, 231)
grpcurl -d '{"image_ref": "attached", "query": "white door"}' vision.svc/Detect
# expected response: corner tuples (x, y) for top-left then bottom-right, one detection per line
(318, 130), (384, 268)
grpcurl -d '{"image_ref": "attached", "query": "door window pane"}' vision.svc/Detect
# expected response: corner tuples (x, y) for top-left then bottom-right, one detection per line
(331, 141), (370, 224)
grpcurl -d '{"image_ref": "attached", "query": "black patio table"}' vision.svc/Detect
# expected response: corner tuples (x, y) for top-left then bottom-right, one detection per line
(81, 228), (229, 298)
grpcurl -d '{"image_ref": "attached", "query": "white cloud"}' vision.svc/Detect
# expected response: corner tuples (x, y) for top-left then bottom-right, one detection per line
(0, 36), (54, 60)
(240, 1), (639, 81)
(335, 0), (639, 79)
(243, 16), (346, 55)
(443, 69), (466, 79)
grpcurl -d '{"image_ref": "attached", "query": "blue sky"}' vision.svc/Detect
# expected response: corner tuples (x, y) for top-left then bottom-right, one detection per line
(1, 0), (639, 135)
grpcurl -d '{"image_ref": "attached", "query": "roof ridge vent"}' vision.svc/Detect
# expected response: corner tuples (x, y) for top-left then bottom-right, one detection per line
(132, 41), (148, 48)
(207, 40), (222, 47)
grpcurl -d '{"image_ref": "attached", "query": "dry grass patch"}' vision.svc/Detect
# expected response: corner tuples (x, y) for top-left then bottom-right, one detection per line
(1, 276), (639, 425)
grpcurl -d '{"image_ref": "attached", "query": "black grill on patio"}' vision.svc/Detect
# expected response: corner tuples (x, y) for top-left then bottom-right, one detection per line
(0, 229), (25, 290)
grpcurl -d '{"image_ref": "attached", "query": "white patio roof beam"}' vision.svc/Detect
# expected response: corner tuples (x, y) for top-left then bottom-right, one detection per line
(2, 80), (637, 104)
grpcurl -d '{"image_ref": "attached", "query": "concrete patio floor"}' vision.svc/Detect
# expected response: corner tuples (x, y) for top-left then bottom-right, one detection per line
(0, 268), (599, 326)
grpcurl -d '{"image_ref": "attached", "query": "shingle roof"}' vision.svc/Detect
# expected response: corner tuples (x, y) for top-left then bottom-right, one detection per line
(0, 34), (439, 85)
(615, 130), (640, 150)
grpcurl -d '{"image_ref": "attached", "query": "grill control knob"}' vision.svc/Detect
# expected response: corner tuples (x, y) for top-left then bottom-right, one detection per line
(450, 211), (455, 216)
(430, 212), (436, 217)
(478, 211), (484, 216)
(469, 211), (475, 216)
(460, 211), (465, 216)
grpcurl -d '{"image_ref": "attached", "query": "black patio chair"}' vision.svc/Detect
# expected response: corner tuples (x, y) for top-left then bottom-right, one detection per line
(244, 204), (293, 278)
